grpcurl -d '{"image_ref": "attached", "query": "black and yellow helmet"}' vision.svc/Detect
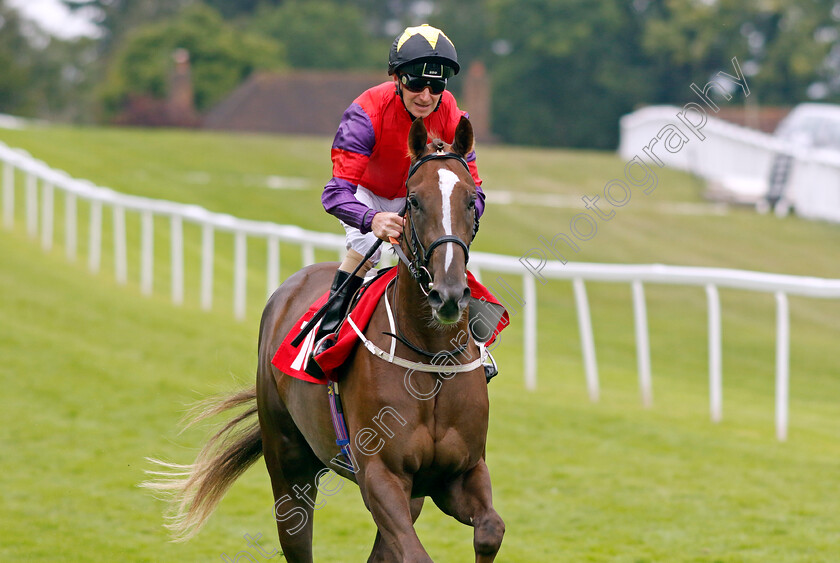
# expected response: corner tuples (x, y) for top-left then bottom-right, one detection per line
(388, 24), (459, 78)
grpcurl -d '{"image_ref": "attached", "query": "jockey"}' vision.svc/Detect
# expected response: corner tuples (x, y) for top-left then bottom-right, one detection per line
(312, 24), (497, 380)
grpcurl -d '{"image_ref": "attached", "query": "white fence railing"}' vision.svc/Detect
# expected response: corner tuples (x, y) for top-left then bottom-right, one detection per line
(619, 105), (840, 222)
(0, 142), (347, 318)
(3, 140), (840, 441)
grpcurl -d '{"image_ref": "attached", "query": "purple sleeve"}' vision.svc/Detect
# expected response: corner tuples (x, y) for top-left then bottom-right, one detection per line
(322, 177), (377, 234)
(321, 103), (378, 233)
(466, 149), (486, 219)
(333, 103), (375, 155)
(475, 184), (486, 219)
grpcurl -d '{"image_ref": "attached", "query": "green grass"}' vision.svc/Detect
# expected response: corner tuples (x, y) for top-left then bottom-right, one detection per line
(2, 125), (840, 561)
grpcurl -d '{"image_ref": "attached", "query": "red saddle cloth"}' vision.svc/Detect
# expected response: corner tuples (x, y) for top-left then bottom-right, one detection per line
(271, 268), (509, 384)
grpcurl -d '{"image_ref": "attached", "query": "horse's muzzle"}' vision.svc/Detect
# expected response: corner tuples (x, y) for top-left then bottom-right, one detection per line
(428, 284), (471, 324)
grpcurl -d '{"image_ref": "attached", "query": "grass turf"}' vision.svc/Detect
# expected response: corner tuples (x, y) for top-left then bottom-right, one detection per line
(1, 125), (839, 561)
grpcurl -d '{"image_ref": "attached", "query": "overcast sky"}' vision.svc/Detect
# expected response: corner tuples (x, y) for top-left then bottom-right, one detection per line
(8, 0), (100, 39)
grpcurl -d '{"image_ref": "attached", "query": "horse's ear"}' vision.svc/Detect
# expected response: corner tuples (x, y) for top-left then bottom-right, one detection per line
(408, 119), (428, 160)
(451, 116), (474, 157)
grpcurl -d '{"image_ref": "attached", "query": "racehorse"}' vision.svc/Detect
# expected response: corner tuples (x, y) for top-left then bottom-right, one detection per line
(143, 116), (505, 562)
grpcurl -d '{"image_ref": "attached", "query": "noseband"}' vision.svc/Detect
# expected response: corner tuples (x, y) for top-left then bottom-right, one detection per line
(396, 147), (474, 295)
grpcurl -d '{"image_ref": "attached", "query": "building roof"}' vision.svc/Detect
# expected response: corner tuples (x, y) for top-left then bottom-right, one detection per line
(203, 70), (387, 136)
(713, 106), (791, 134)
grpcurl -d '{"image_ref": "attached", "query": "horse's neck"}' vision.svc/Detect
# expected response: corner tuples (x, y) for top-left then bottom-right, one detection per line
(393, 264), (470, 353)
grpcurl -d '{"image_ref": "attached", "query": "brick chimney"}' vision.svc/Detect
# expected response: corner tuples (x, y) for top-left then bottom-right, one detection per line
(167, 48), (200, 127)
(462, 61), (493, 143)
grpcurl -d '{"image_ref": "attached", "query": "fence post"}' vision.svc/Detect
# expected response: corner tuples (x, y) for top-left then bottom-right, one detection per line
(88, 200), (102, 273)
(171, 215), (184, 305)
(267, 236), (279, 299)
(706, 284), (723, 422)
(201, 223), (214, 310)
(302, 243), (315, 267)
(2, 161), (13, 229)
(140, 210), (154, 295)
(775, 292), (790, 441)
(26, 173), (37, 238)
(234, 231), (247, 320)
(523, 274), (537, 391)
(113, 205), (127, 284)
(573, 277), (599, 402)
(41, 182), (54, 251)
(65, 192), (76, 262)
(632, 281), (652, 408)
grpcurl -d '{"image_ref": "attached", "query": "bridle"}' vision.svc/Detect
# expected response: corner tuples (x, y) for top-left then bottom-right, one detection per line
(382, 144), (476, 359)
(392, 144), (475, 296)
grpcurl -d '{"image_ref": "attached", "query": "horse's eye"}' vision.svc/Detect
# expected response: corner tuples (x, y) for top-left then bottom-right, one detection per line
(409, 195), (420, 209)
(468, 197), (476, 209)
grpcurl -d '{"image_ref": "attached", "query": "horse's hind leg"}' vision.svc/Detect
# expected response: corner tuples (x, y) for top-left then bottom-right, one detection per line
(432, 460), (505, 563)
(368, 497), (425, 563)
(257, 374), (323, 563)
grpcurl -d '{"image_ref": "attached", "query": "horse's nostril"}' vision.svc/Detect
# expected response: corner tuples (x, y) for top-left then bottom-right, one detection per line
(459, 287), (471, 308)
(428, 288), (444, 309)
(428, 284), (470, 323)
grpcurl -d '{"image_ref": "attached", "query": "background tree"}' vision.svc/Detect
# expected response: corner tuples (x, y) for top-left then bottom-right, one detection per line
(201, 0), (282, 20)
(1, 0), (96, 120)
(637, 0), (751, 104)
(249, 0), (385, 70)
(61, 0), (192, 53)
(99, 3), (283, 120)
(486, 0), (653, 148)
(15, 0), (840, 147)
(746, 0), (840, 104)
(638, 0), (840, 105)
(429, 0), (493, 99)
(0, 0), (35, 115)
(26, 37), (100, 122)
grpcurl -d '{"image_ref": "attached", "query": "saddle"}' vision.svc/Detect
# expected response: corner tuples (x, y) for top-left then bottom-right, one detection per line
(271, 267), (508, 383)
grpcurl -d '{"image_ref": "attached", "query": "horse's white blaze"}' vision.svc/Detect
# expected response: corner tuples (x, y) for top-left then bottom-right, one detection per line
(438, 168), (459, 271)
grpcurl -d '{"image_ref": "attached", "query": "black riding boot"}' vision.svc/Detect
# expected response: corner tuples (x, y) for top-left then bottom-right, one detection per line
(311, 269), (364, 358)
(484, 349), (499, 383)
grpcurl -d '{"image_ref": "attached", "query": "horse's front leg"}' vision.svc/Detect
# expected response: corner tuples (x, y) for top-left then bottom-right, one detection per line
(368, 497), (425, 563)
(358, 462), (431, 563)
(431, 459), (505, 563)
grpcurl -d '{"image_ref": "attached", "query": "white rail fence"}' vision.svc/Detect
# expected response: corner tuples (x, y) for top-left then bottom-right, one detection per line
(619, 105), (840, 222)
(3, 140), (840, 441)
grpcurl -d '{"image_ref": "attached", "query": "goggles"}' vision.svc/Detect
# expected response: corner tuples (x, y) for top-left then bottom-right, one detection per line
(399, 61), (456, 79)
(400, 73), (447, 95)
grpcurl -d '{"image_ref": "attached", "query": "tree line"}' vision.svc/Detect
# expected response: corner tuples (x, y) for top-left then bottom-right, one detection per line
(2, 0), (839, 148)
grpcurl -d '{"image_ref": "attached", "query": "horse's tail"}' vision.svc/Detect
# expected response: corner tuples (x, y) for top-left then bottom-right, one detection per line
(140, 386), (263, 542)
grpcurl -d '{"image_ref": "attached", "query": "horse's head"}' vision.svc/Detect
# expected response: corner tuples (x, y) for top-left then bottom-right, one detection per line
(403, 116), (476, 325)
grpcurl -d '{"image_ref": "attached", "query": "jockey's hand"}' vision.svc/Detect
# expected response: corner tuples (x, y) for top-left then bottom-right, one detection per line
(371, 212), (404, 241)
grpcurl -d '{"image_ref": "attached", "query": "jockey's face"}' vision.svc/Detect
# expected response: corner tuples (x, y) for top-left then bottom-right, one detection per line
(396, 75), (442, 119)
